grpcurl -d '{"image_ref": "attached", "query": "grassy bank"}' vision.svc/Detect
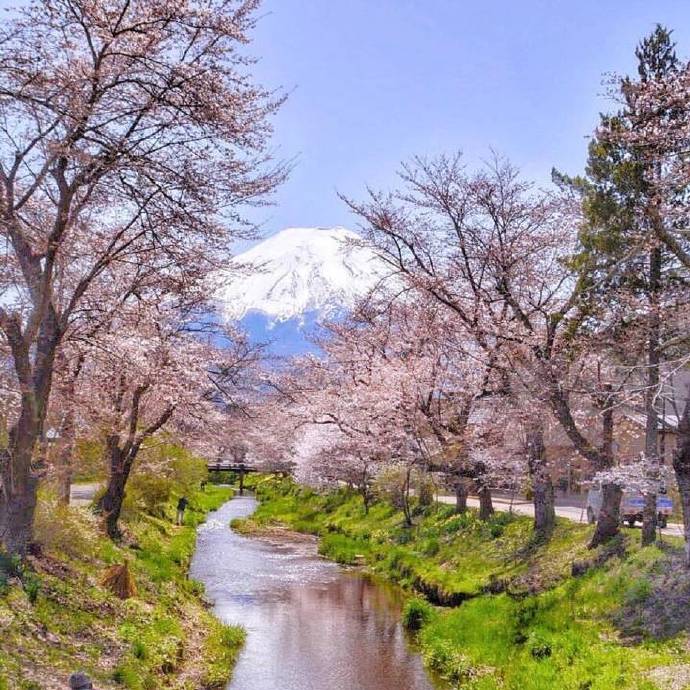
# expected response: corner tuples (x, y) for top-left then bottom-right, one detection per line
(236, 476), (690, 690)
(0, 480), (243, 690)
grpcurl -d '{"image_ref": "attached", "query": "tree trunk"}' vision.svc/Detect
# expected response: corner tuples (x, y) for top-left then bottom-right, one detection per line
(362, 490), (370, 515)
(526, 423), (555, 537)
(590, 392), (623, 547)
(672, 401), (690, 567)
(590, 483), (623, 548)
(0, 448), (39, 556)
(477, 481), (494, 520)
(641, 244), (662, 546)
(97, 403), (173, 539)
(0, 463), (41, 556)
(56, 408), (76, 505)
(98, 442), (135, 539)
(402, 467), (413, 527)
(641, 492), (658, 546)
(454, 481), (468, 514)
(0, 318), (60, 555)
(99, 468), (128, 539)
(359, 466), (371, 514)
(0, 394), (44, 555)
(55, 352), (82, 506)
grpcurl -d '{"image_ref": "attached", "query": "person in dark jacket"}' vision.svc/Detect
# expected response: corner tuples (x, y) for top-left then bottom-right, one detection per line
(176, 496), (189, 525)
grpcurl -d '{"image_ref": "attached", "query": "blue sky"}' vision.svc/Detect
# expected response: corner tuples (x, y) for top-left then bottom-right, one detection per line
(246, 0), (690, 238)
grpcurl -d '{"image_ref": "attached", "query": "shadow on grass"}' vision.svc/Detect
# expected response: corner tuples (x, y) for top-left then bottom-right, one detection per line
(613, 545), (690, 641)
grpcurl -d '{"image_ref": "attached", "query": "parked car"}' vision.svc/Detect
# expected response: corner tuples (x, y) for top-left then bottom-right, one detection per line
(586, 485), (673, 528)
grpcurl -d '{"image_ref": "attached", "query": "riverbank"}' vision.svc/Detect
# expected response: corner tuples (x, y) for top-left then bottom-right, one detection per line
(235, 476), (690, 690)
(0, 483), (244, 689)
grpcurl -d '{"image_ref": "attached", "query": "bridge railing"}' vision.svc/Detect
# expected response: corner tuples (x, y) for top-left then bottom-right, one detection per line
(207, 464), (258, 472)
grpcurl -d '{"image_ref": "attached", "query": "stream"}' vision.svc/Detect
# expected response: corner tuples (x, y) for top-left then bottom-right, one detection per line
(190, 494), (442, 690)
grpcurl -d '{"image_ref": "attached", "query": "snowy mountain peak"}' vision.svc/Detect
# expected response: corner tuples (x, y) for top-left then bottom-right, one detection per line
(218, 226), (388, 322)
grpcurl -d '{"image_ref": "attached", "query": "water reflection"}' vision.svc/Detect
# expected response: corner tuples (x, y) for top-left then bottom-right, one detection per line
(190, 495), (441, 690)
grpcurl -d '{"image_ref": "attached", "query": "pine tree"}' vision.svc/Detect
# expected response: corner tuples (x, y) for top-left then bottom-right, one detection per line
(559, 26), (687, 546)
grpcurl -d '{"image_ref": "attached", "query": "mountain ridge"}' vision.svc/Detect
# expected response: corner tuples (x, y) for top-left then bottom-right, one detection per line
(217, 226), (388, 324)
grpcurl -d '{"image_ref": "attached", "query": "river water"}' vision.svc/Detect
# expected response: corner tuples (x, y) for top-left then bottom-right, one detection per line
(190, 494), (441, 690)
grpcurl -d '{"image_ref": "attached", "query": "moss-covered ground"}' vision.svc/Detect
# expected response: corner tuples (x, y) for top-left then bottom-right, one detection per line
(235, 476), (690, 690)
(0, 483), (243, 690)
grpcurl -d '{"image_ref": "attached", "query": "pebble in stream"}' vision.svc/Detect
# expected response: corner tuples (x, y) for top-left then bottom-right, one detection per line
(190, 494), (442, 690)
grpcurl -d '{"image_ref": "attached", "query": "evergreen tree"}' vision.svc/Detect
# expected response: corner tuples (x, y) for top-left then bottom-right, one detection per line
(559, 25), (688, 546)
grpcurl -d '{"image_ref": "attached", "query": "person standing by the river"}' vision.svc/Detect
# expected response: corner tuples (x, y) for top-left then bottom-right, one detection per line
(176, 496), (189, 525)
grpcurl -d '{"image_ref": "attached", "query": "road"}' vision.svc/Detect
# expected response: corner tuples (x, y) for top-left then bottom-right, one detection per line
(436, 493), (685, 538)
(69, 482), (101, 507)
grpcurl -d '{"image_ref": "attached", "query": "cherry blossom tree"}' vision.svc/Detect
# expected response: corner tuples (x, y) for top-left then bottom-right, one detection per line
(75, 302), (260, 537)
(345, 154), (643, 542)
(284, 327), (424, 523)
(0, 0), (283, 553)
(283, 295), (516, 524)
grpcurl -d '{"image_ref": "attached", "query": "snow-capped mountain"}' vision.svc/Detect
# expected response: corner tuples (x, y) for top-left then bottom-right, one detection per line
(218, 226), (389, 322)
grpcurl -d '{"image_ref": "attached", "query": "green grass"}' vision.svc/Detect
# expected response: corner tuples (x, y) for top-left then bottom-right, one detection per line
(202, 620), (246, 687)
(0, 478), (243, 689)
(237, 475), (690, 690)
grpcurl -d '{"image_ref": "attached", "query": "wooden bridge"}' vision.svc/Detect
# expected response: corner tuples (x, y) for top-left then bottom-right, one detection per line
(206, 460), (259, 474)
(206, 461), (258, 495)
(207, 460), (292, 494)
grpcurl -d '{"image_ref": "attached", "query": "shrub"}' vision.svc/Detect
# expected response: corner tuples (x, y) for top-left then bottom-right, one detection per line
(485, 510), (514, 538)
(73, 438), (106, 481)
(0, 550), (40, 603)
(421, 537), (440, 557)
(322, 489), (348, 513)
(33, 490), (98, 560)
(22, 574), (40, 604)
(318, 534), (366, 564)
(394, 529), (414, 545)
(527, 632), (552, 659)
(374, 468), (409, 510)
(624, 577), (652, 606)
(125, 474), (174, 518)
(512, 597), (540, 644)
(386, 548), (407, 572)
(113, 662), (155, 689)
(208, 470), (236, 484)
(132, 639), (147, 660)
(171, 451), (208, 494)
(0, 552), (22, 579)
(417, 476), (436, 508)
(423, 641), (479, 684)
(402, 597), (434, 631)
(442, 513), (474, 534)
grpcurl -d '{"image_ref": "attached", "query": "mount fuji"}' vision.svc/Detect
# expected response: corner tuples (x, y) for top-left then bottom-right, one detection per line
(217, 227), (390, 354)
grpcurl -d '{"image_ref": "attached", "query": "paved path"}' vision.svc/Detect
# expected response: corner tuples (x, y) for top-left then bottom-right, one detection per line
(69, 482), (101, 507)
(436, 493), (685, 538)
